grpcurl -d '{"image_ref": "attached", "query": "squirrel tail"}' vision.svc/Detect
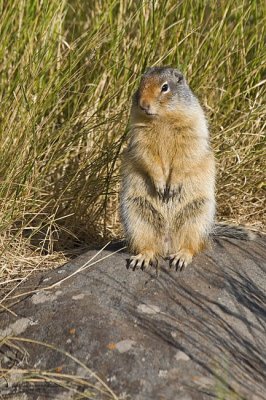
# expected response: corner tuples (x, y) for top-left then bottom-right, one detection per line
(212, 223), (256, 241)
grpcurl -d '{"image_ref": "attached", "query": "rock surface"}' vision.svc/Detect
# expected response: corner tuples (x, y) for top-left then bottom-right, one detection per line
(1, 236), (266, 399)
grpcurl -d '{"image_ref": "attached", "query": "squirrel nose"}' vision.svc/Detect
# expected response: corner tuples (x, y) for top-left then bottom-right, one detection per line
(139, 100), (150, 112)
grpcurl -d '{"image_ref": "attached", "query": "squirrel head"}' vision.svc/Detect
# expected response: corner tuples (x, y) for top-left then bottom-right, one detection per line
(132, 66), (198, 121)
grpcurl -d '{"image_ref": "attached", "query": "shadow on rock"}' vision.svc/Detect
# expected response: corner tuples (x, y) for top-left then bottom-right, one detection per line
(1, 236), (265, 400)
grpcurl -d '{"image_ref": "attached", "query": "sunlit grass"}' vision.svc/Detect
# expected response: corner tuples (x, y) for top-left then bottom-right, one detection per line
(0, 0), (265, 282)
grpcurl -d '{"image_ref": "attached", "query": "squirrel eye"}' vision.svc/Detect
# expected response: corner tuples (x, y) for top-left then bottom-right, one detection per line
(161, 83), (169, 92)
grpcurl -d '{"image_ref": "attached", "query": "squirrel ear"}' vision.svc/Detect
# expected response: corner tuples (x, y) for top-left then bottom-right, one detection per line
(144, 67), (153, 75)
(173, 69), (184, 82)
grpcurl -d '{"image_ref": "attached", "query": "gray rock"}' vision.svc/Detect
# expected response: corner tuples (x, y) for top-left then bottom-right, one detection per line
(1, 236), (266, 399)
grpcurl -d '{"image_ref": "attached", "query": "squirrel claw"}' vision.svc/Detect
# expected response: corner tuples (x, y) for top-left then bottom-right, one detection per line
(163, 184), (182, 202)
(169, 251), (192, 272)
(128, 253), (158, 271)
(154, 181), (167, 200)
(155, 185), (178, 202)
(157, 188), (166, 200)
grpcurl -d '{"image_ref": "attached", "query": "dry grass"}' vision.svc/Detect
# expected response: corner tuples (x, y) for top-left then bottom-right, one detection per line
(0, 336), (120, 399)
(1, 243), (125, 310)
(0, 0), (265, 288)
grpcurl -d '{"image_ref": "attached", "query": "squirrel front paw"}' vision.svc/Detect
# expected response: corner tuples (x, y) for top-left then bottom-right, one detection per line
(154, 180), (167, 200)
(165, 183), (182, 202)
(154, 180), (182, 202)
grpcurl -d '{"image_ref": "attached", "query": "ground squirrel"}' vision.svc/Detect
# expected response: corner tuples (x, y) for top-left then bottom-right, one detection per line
(120, 66), (254, 271)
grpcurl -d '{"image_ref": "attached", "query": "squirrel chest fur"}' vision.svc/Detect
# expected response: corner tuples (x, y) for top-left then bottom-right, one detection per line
(120, 66), (215, 271)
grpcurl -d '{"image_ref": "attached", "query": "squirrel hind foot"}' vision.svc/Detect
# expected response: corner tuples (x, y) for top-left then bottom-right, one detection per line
(127, 253), (158, 272)
(168, 250), (193, 272)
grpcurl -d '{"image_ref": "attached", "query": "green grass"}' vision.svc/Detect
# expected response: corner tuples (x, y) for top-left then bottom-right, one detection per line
(0, 0), (265, 281)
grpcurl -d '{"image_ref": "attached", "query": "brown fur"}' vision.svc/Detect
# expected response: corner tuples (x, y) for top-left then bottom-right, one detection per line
(120, 67), (215, 271)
